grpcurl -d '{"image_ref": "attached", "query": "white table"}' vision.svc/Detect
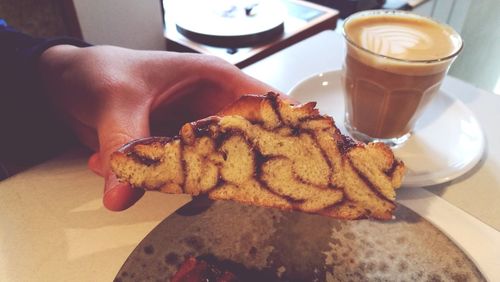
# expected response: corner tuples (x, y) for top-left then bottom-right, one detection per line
(1, 30), (499, 282)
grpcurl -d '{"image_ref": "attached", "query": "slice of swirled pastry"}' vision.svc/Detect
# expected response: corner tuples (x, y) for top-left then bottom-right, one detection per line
(111, 92), (405, 220)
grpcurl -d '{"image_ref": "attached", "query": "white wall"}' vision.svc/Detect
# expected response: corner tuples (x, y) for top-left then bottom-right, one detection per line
(448, 0), (500, 93)
(72, 0), (165, 50)
(413, 0), (472, 33)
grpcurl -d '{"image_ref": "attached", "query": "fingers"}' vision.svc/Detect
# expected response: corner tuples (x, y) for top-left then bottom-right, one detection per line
(96, 108), (150, 211)
(67, 116), (100, 151)
(193, 56), (297, 107)
(89, 152), (145, 211)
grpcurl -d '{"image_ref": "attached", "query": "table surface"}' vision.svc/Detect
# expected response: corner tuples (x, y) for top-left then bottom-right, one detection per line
(1, 30), (499, 282)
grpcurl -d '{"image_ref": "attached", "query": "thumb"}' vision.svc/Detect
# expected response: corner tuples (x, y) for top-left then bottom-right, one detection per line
(97, 111), (150, 211)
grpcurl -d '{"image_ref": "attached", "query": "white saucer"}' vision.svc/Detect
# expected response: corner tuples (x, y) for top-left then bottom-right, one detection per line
(288, 70), (485, 188)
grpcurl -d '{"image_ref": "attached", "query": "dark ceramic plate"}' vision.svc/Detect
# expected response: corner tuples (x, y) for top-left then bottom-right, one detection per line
(115, 198), (484, 281)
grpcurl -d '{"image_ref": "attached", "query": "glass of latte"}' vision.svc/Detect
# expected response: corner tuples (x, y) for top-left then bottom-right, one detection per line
(342, 10), (463, 146)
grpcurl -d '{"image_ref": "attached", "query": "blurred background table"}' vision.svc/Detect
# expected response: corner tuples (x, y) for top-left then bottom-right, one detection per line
(162, 0), (339, 68)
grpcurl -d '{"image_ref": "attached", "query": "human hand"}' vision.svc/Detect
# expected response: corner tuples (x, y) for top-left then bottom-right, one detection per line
(39, 45), (280, 211)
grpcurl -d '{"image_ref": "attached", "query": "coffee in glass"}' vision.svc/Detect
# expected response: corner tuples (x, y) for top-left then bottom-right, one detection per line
(342, 10), (463, 146)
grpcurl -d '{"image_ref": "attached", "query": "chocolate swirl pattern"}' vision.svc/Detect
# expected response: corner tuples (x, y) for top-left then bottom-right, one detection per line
(111, 93), (405, 220)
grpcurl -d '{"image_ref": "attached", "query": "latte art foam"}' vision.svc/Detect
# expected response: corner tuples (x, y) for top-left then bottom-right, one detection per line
(345, 14), (461, 61)
(360, 25), (432, 59)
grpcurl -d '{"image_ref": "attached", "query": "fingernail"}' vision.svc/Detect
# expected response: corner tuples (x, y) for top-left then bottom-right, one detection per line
(103, 173), (144, 211)
(104, 173), (120, 194)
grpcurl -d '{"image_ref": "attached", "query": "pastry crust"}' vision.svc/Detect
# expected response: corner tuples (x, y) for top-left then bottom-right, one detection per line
(111, 92), (405, 220)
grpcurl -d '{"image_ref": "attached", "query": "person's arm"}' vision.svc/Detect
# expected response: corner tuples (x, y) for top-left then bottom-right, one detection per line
(0, 22), (90, 174)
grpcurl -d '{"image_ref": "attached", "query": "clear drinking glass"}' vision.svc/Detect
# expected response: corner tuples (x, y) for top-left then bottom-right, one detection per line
(341, 10), (463, 146)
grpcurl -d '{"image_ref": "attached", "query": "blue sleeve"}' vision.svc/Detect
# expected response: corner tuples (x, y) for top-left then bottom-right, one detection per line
(0, 22), (92, 176)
